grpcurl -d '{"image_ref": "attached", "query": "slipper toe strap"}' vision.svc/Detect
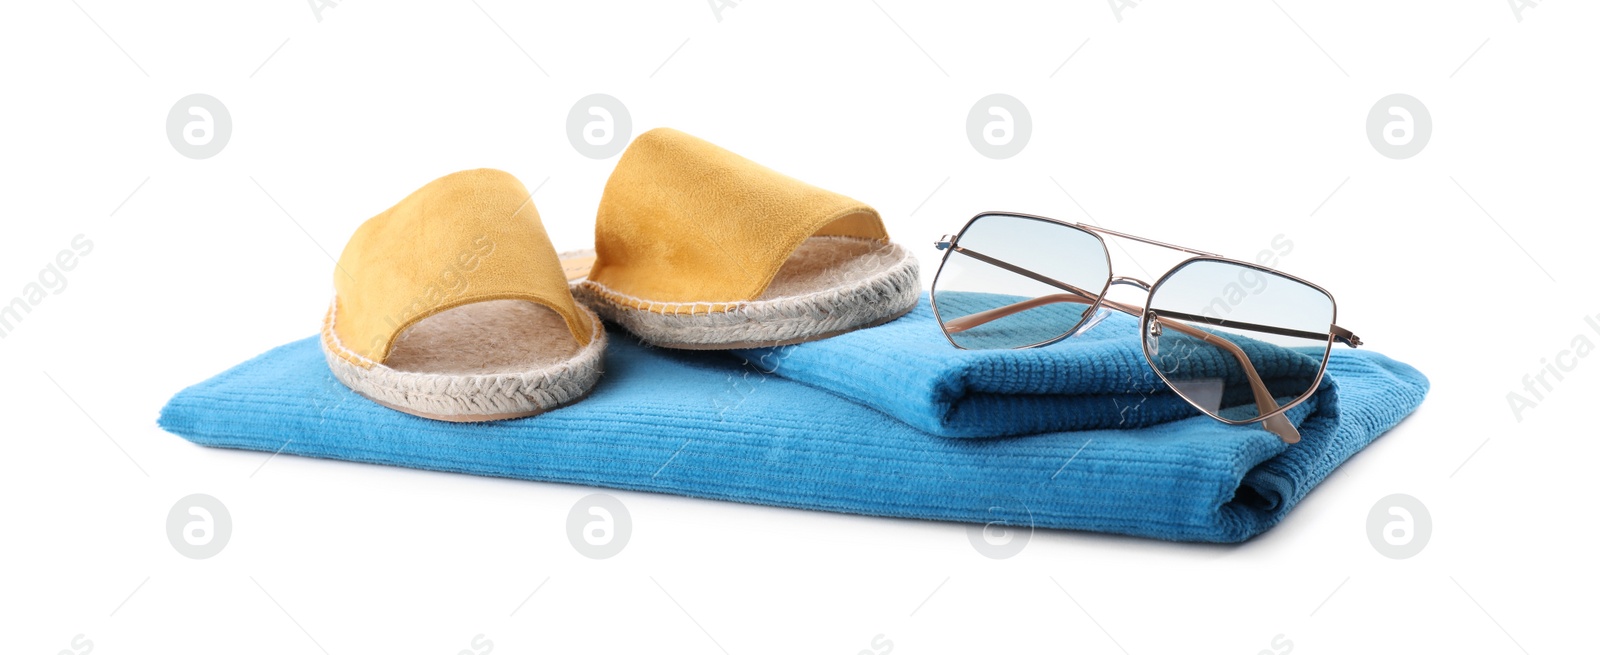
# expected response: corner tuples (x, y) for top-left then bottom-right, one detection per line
(587, 127), (890, 308)
(324, 168), (594, 369)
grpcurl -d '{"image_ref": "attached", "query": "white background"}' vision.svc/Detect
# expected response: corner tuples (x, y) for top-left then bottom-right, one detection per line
(2, 1), (1594, 653)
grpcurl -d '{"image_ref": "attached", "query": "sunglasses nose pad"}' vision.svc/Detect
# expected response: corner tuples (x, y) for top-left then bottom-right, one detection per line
(1144, 317), (1162, 356)
(1076, 306), (1111, 336)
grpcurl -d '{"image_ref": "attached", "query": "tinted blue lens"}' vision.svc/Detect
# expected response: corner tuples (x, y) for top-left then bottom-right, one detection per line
(932, 215), (1111, 349)
(1144, 260), (1334, 421)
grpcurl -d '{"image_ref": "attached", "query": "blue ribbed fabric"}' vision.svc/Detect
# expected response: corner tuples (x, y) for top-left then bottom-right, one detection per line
(158, 313), (1428, 543)
(732, 297), (1314, 437)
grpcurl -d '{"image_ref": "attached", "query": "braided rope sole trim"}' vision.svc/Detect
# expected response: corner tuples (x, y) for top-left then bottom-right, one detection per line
(573, 242), (921, 348)
(320, 302), (607, 419)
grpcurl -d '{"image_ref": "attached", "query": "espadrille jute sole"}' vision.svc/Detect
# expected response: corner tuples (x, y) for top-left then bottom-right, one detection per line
(321, 299), (606, 422)
(570, 237), (920, 350)
(638, 303), (915, 350)
(358, 386), (598, 423)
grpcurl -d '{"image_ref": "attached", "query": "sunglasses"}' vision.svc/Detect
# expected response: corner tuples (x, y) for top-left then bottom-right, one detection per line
(930, 212), (1363, 444)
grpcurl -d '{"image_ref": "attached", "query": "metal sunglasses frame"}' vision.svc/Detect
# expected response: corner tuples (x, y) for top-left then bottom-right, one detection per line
(928, 211), (1363, 440)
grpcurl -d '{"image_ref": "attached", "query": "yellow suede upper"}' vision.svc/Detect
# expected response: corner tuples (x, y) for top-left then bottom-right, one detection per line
(587, 128), (888, 308)
(325, 168), (593, 368)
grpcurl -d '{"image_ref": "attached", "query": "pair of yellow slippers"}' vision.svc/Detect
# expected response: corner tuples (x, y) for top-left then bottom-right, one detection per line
(319, 128), (921, 422)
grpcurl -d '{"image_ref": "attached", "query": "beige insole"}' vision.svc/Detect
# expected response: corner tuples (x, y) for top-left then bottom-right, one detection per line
(756, 236), (903, 300)
(386, 299), (580, 376)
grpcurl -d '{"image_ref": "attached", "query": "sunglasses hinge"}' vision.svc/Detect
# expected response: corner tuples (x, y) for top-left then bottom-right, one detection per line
(1333, 326), (1363, 348)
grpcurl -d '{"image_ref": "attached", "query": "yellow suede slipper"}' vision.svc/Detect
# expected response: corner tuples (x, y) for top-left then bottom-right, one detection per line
(321, 169), (605, 421)
(570, 128), (921, 349)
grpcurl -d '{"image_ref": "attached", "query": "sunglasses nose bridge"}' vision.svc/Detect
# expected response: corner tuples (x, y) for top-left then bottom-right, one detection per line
(1108, 276), (1152, 293)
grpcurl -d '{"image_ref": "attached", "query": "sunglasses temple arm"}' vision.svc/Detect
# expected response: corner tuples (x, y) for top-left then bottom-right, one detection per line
(944, 294), (1300, 443)
(1161, 315), (1300, 443)
(943, 293), (1104, 333)
(1155, 310), (1365, 350)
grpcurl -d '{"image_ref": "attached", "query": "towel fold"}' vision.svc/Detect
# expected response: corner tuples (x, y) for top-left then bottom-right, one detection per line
(158, 324), (1427, 543)
(734, 295), (1327, 438)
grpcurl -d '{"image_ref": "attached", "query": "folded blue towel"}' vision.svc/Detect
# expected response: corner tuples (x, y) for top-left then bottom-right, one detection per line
(158, 320), (1428, 543)
(733, 296), (1322, 437)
